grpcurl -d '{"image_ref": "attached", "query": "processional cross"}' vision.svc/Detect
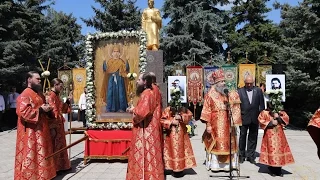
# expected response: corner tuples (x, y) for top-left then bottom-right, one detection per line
(38, 58), (51, 93)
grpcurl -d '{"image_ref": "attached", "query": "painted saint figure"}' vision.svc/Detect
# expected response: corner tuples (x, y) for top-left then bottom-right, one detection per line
(101, 45), (130, 112)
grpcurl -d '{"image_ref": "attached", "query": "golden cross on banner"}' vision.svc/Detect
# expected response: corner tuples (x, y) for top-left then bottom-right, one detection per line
(38, 58), (51, 93)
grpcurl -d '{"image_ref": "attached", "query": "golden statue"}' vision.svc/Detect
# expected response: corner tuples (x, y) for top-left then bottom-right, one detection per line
(141, 0), (162, 51)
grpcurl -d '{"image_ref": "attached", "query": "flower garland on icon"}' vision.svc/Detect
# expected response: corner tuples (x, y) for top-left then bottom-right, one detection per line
(87, 122), (133, 130)
(265, 89), (284, 132)
(85, 30), (147, 128)
(169, 82), (183, 133)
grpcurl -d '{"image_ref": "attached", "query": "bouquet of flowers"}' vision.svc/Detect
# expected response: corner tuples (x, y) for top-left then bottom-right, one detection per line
(127, 72), (137, 81)
(169, 82), (182, 133)
(265, 89), (284, 113)
(265, 89), (284, 132)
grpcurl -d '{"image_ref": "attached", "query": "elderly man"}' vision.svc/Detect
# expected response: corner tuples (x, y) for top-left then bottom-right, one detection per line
(238, 75), (265, 164)
(200, 69), (242, 172)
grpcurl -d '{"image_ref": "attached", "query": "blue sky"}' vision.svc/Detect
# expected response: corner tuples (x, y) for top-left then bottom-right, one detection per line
(52, 0), (301, 35)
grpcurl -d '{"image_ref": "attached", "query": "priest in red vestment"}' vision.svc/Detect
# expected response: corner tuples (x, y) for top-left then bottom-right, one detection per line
(47, 78), (72, 172)
(307, 108), (320, 159)
(200, 69), (242, 172)
(14, 71), (56, 180)
(126, 73), (164, 180)
(161, 105), (197, 176)
(258, 106), (294, 177)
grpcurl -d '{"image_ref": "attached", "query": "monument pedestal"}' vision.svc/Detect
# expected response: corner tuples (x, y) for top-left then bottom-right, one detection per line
(146, 50), (167, 108)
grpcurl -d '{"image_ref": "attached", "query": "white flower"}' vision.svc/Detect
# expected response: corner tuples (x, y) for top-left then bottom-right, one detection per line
(127, 73), (132, 78)
(132, 73), (137, 78)
(41, 71), (50, 77)
(112, 124), (118, 129)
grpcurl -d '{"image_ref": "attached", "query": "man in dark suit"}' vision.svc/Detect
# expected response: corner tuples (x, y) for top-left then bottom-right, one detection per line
(238, 75), (265, 164)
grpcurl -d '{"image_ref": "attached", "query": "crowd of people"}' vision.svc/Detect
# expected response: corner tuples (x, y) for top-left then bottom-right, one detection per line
(0, 87), (20, 132)
(9, 69), (320, 180)
(125, 69), (296, 179)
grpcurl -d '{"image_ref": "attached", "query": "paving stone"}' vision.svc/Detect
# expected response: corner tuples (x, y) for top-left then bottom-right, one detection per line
(0, 120), (319, 180)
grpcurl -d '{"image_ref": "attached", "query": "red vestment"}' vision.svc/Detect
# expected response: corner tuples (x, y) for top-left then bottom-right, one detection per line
(14, 88), (56, 180)
(307, 109), (320, 158)
(161, 107), (196, 172)
(152, 83), (164, 148)
(47, 91), (71, 171)
(258, 110), (295, 166)
(126, 89), (164, 180)
(152, 84), (162, 109)
(200, 88), (241, 157)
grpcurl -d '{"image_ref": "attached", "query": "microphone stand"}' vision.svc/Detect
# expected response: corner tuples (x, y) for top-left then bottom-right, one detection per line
(210, 91), (250, 179)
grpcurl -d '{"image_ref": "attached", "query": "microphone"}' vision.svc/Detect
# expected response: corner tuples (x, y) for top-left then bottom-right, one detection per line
(223, 88), (229, 95)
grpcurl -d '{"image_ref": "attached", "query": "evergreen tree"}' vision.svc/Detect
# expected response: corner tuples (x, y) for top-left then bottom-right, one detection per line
(82, 0), (141, 32)
(272, 0), (320, 127)
(162, 0), (229, 74)
(0, 0), (40, 88)
(226, 0), (281, 63)
(0, 0), (83, 91)
(42, 8), (84, 72)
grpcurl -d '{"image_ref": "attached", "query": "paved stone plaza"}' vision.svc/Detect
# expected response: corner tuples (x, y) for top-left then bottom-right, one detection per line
(0, 121), (319, 180)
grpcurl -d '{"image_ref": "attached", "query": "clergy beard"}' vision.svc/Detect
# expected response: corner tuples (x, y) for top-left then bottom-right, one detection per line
(215, 85), (227, 96)
(136, 83), (146, 97)
(31, 82), (42, 92)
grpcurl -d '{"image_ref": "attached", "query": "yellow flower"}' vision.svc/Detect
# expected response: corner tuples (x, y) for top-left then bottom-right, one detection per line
(186, 125), (191, 133)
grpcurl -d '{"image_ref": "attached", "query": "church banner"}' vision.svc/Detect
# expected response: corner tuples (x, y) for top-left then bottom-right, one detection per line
(257, 65), (272, 86)
(72, 68), (86, 105)
(203, 66), (219, 94)
(222, 65), (238, 90)
(238, 64), (256, 88)
(58, 69), (73, 98)
(186, 66), (203, 105)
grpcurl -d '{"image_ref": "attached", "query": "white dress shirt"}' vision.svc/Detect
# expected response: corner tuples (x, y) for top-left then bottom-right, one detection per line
(7, 92), (19, 108)
(246, 90), (253, 104)
(0, 95), (5, 111)
(78, 93), (86, 110)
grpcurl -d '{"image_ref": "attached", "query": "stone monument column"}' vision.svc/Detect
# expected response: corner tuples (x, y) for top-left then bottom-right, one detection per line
(145, 50), (167, 108)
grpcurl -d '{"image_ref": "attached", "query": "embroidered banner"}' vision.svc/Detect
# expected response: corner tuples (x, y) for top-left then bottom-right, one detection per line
(203, 66), (219, 94)
(58, 69), (73, 98)
(72, 68), (86, 105)
(222, 65), (238, 90)
(257, 65), (272, 86)
(186, 66), (203, 105)
(238, 64), (256, 88)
